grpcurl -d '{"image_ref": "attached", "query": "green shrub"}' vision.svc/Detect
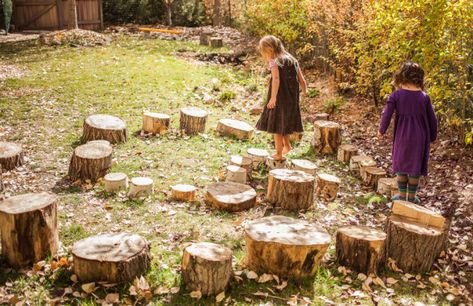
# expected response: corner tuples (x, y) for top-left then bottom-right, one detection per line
(323, 96), (344, 113)
(307, 88), (319, 98)
(219, 90), (237, 102)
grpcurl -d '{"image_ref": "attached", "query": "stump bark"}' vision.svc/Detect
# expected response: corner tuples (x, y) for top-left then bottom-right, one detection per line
(142, 112), (170, 135)
(82, 114), (127, 144)
(311, 120), (341, 154)
(230, 155), (252, 177)
(359, 159), (378, 180)
(200, 31), (212, 45)
(72, 233), (151, 283)
(180, 107), (208, 135)
(216, 119), (254, 140)
(363, 167), (387, 189)
(267, 169), (315, 211)
(209, 37), (223, 48)
(336, 225), (386, 274)
(337, 144), (358, 164)
(315, 173), (341, 201)
(265, 156), (287, 170)
(225, 165), (247, 184)
(68, 141), (113, 182)
(289, 159), (317, 176)
(206, 182), (256, 212)
(0, 192), (58, 267)
(181, 242), (232, 296)
(0, 142), (24, 171)
(171, 184), (197, 202)
(104, 172), (128, 193)
(247, 148), (269, 168)
(244, 215), (331, 279)
(377, 178), (397, 198)
(128, 177), (154, 198)
(349, 155), (373, 173)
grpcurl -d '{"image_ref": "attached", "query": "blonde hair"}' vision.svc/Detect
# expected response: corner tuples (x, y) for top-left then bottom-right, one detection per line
(258, 35), (297, 67)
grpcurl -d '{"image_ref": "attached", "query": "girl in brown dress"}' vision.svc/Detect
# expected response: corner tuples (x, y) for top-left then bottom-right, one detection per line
(256, 35), (307, 160)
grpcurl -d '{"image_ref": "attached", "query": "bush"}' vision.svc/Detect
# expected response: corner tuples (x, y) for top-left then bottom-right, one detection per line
(219, 90), (237, 102)
(323, 96), (345, 114)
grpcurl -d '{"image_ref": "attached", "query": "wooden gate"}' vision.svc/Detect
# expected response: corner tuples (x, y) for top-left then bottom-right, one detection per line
(13, 0), (103, 31)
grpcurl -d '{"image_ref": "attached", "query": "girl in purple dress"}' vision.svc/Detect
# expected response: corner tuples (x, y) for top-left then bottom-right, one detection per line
(379, 62), (438, 204)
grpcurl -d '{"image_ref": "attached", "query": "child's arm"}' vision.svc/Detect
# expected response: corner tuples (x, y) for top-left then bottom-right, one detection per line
(379, 93), (396, 135)
(426, 96), (438, 142)
(297, 64), (307, 95)
(267, 64), (280, 109)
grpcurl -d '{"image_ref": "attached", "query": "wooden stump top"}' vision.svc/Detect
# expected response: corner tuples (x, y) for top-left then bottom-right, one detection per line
(143, 112), (170, 120)
(75, 142), (113, 159)
(72, 233), (148, 262)
(351, 155), (372, 164)
(339, 144), (357, 151)
(218, 119), (253, 132)
(181, 107), (208, 118)
(392, 200), (445, 229)
(291, 159), (317, 171)
(337, 225), (386, 242)
(247, 148), (269, 158)
(230, 155), (252, 167)
(245, 216), (330, 246)
(85, 114), (126, 130)
(130, 177), (153, 186)
(227, 165), (246, 174)
(185, 242), (232, 262)
(172, 184), (197, 193)
(317, 173), (341, 184)
(360, 159), (377, 167)
(314, 120), (340, 128)
(269, 169), (314, 183)
(0, 192), (57, 214)
(365, 167), (387, 175)
(207, 182), (256, 204)
(104, 172), (127, 182)
(389, 215), (443, 236)
(0, 142), (22, 159)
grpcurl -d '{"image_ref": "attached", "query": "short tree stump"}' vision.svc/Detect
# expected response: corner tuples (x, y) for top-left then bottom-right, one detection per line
(209, 37), (223, 48)
(206, 182), (256, 212)
(128, 177), (154, 198)
(311, 120), (341, 154)
(265, 156), (287, 170)
(68, 141), (113, 182)
(349, 155), (373, 173)
(142, 112), (170, 135)
(359, 159), (378, 180)
(315, 173), (341, 201)
(104, 172), (128, 193)
(363, 167), (387, 189)
(171, 184), (197, 202)
(82, 114), (127, 144)
(230, 155), (252, 177)
(377, 177), (398, 198)
(180, 107), (208, 135)
(0, 142), (24, 171)
(337, 144), (358, 164)
(225, 165), (247, 184)
(216, 119), (254, 140)
(289, 159), (317, 176)
(267, 169), (315, 211)
(247, 148), (269, 168)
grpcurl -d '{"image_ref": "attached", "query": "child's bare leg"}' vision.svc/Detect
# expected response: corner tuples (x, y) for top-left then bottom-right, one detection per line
(272, 134), (284, 160)
(282, 135), (292, 154)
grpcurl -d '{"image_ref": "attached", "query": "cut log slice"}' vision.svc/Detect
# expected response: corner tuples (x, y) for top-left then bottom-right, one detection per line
(182, 242), (232, 296)
(247, 148), (269, 168)
(359, 159), (378, 180)
(171, 184), (197, 202)
(142, 112), (170, 135)
(0, 192), (58, 267)
(290, 159), (317, 176)
(104, 172), (128, 193)
(336, 225), (386, 274)
(244, 215), (331, 279)
(180, 107), (208, 135)
(68, 141), (113, 182)
(216, 119), (254, 140)
(267, 169), (315, 211)
(363, 167), (387, 188)
(313, 113), (330, 121)
(265, 156), (287, 170)
(337, 144), (358, 164)
(385, 215), (446, 273)
(230, 155), (253, 176)
(315, 173), (341, 201)
(82, 114), (127, 144)
(72, 233), (151, 283)
(128, 177), (154, 198)
(0, 142), (24, 171)
(392, 200), (445, 229)
(377, 177), (398, 198)
(209, 37), (223, 48)
(349, 155), (373, 172)
(206, 182), (256, 212)
(225, 165), (247, 184)
(312, 120), (341, 154)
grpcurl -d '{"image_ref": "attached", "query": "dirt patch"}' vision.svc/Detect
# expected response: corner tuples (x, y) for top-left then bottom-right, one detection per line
(0, 64), (29, 80)
(39, 29), (111, 47)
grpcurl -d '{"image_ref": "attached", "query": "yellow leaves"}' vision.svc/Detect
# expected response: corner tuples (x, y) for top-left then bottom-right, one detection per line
(81, 282), (96, 294)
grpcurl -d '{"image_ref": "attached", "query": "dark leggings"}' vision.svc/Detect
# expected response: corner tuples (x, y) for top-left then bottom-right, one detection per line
(396, 173), (420, 202)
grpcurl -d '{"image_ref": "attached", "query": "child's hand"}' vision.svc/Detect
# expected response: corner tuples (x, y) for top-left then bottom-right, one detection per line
(267, 98), (277, 109)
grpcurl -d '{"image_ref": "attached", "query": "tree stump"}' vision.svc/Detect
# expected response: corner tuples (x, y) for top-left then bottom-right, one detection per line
(206, 182), (256, 212)
(103, 172), (128, 193)
(72, 233), (151, 283)
(377, 178), (398, 198)
(128, 177), (154, 198)
(68, 141), (113, 182)
(313, 113), (330, 121)
(216, 119), (254, 140)
(349, 155), (373, 173)
(209, 37), (223, 48)
(171, 184), (197, 202)
(225, 165), (247, 184)
(244, 215), (331, 279)
(363, 167), (387, 189)
(82, 114), (127, 144)
(247, 148), (269, 168)
(289, 159), (317, 176)
(200, 31), (212, 45)
(142, 112), (170, 135)
(180, 107), (208, 135)
(267, 169), (315, 211)
(181, 242), (232, 296)
(392, 200), (445, 229)
(230, 155), (252, 177)
(0, 192), (59, 267)
(265, 156), (287, 170)
(359, 159), (378, 180)
(315, 173), (341, 201)
(336, 225), (386, 274)
(311, 120), (341, 154)
(0, 142), (24, 171)
(337, 144), (358, 164)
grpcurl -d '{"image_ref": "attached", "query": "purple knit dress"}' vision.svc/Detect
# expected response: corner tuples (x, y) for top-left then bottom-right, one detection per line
(379, 89), (438, 176)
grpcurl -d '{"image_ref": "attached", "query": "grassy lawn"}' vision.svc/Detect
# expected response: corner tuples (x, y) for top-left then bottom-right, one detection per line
(0, 36), (452, 305)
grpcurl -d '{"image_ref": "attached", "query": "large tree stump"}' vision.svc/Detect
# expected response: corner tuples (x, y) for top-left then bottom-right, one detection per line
(181, 242), (232, 296)
(247, 148), (269, 168)
(225, 165), (247, 184)
(142, 112), (170, 135)
(265, 156), (287, 170)
(349, 155), (373, 173)
(267, 169), (315, 211)
(206, 182), (256, 212)
(315, 173), (341, 201)
(311, 120), (341, 154)
(216, 119), (254, 140)
(337, 144), (358, 164)
(171, 184), (197, 202)
(180, 107), (208, 135)
(128, 177), (154, 198)
(103, 172), (128, 193)
(336, 226), (386, 274)
(363, 167), (387, 189)
(0, 192), (58, 267)
(209, 37), (223, 48)
(359, 159), (378, 180)
(244, 215), (331, 279)
(289, 159), (317, 176)
(230, 155), (252, 177)
(72, 233), (151, 283)
(82, 114), (127, 144)
(377, 177), (397, 198)
(68, 141), (113, 182)
(0, 142), (24, 171)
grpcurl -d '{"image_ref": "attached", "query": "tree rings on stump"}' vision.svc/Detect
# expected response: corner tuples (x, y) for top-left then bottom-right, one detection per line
(244, 215), (330, 279)
(206, 182), (256, 212)
(72, 233), (151, 283)
(267, 169), (315, 211)
(209, 37), (223, 48)
(311, 120), (341, 154)
(265, 156), (287, 170)
(180, 107), (208, 135)
(142, 112), (170, 135)
(230, 155), (253, 177)
(337, 144), (358, 164)
(128, 177), (154, 198)
(377, 178), (397, 198)
(216, 119), (254, 140)
(315, 173), (341, 201)
(225, 165), (247, 184)
(68, 141), (113, 182)
(82, 114), (127, 144)
(363, 167), (386, 189)
(247, 148), (269, 168)
(0, 142), (24, 171)
(289, 159), (317, 176)
(104, 172), (128, 193)
(336, 225), (386, 274)
(182, 242), (232, 296)
(171, 184), (197, 202)
(0, 192), (59, 267)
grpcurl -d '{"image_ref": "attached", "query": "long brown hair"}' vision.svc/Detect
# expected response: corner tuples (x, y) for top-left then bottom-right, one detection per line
(258, 35), (297, 67)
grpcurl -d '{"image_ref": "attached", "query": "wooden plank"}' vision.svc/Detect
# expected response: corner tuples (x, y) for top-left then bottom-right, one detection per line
(78, 19), (100, 25)
(56, 0), (64, 28)
(138, 27), (183, 35)
(20, 3), (55, 29)
(98, 0), (103, 29)
(392, 200), (445, 229)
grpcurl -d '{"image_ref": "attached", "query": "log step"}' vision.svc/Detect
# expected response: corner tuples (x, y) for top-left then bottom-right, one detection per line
(247, 148), (269, 168)
(312, 120), (341, 155)
(216, 119), (254, 140)
(363, 166), (386, 188)
(349, 155), (373, 172)
(68, 141), (113, 182)
(82, 114), (127, 144)
(230, 155), (252, 177)
(0, 142), (24, 171)
(142, 112), (170, 135)
(104, 172), (128, 193)
(392, 200), (445, 229)
(180, 107), (208, 135)
(128, 177), (154, 198)
(267, 169), (315, 211)
(315, 173), (341, 201)
(225, 165), (247, 184)
(289, 159), (317, 176)
(206, 182), (256, 212)
(337, 144), (358, 164)
(377, 177), (398, 198)
(265, 156), (287, 170)
(171, 184), (197, 202)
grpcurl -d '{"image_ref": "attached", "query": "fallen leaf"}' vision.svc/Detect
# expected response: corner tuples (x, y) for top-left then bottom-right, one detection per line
(190, 290), (202, 299)
(70, 274), (78, 283)
(386, 277), (398, 285)
(216, 291), (225, 303)
(246, 270), (258, 280)
(357, 273), (367, 281)
(275, 280), (288, 291)
(170, 287), (180, 294)
(257, 273), (273, 283)
(81, 282), (95, 294)
(154, 286), (170, 295)
(105, 293), (119, 303)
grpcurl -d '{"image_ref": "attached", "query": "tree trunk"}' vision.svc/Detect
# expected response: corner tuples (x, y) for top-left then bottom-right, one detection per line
(0, 141), (24, 171)
(289, 159), (317, 176)
(0, 192), (58, 267)
(165, 3), (173, 26)
(225, 165), (246, 184)
(337, 144), (358, 164)
(315, 173), (340, 201)
(247, 148), (269, 168)
(68, 0), (78, 29)
(377, 177), (397, 198)
(103, 172), (128, 193)
(128, 177), (154, 198)
(363, 167), (386, 189)
(213, 0), (222, 26)
(267, 169), (315, 211)
(72, 233), (151, 283)
(142, 112), (170, 135)
(179, 107), (208, 136)
(171, 184), (197, 202)
(311, 120), (341, 154)
(206, 182), (256, 212)
(244, 216), (330, 279)
(68, 141), (113, 182)
(182, 242), (232, 296)
(336, 225), (386, 274)
(82, 114), (127, 144)
(216, 119), (253, 140)
(265, 156), (287, 170)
